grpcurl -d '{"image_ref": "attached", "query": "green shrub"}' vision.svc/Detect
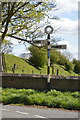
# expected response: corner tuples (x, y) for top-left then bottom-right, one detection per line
(74, 61), (80, 74)
(46, 89), (62, 96)
(17, 89), (37, 95)
(48, 97), (62, 108)
(2, 88), (80, 110)
(71, 91), (80, 98)
(58, 54), (67, 66)
(29, 46), (47, 68)
(65, 61), (73, 71)
(28, 93), (46, 106)
(60, 98), (79, 110)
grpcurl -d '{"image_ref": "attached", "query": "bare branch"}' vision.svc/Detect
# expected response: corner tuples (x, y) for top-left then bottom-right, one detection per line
(7, 34), (44, 49)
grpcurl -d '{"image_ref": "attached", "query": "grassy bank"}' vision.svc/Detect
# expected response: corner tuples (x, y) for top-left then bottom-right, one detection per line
(5, 53), (78, 76)
(1, 88), (80, 110)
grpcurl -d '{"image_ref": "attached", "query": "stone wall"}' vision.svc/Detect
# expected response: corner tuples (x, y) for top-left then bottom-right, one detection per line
(1, 73), (80, 91)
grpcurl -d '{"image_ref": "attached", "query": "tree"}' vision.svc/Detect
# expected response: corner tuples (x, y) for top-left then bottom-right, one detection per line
(73, 59), (80, 74)
(1, 1), (56, 44)
(50, 49), (59, 74)
(72, 59), (78, 65)
(57, 52), (74, 71)
(0, 1), (57, 72)
(58, 53), (67, 66)
(65, 60), (74, 71)
(28, 46), (47, 68)
(50, 50), (59, 64)
(1, 39), (13, 53)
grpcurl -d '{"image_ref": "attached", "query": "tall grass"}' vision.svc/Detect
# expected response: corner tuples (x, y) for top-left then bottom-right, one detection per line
(2, 88), (80, 110)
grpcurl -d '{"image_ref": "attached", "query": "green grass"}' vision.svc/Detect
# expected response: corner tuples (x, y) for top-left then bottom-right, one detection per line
(5, 53), (78, 76)
(1, 88), (80, 110)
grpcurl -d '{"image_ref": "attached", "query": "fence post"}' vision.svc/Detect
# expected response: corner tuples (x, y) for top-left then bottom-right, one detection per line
(57, 69), (59, 75)
(32, 70), (34, 74)
(12, 63), (16, 73)
(22, 69), (24, 73)
(52, 63), (54, 75)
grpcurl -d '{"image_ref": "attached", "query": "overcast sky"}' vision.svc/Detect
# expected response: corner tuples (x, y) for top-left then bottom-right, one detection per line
(11, 0), (78, 60)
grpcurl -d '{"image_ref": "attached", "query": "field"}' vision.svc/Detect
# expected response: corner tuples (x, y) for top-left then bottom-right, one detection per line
(5, 53), (78, 76)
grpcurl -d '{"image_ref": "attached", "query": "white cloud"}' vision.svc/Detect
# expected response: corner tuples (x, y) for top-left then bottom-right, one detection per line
(55, 0), (78, 13)
(50, 18), (78, 35)
(12, 45), (29, 56)
(70, 49), (78, 60)
(59, 18), (78, 34)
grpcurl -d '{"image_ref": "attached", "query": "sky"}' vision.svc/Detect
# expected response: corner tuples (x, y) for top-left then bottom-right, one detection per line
(11, 0), (78, 60)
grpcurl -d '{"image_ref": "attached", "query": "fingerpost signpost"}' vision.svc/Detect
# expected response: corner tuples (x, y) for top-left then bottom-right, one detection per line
(31, 25), (67, 90)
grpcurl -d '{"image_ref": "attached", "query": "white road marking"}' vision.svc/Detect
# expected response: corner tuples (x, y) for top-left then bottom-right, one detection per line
(2, 109), (10, 111)
(35, 115), (47, 118)
(16, 111), (29, 115)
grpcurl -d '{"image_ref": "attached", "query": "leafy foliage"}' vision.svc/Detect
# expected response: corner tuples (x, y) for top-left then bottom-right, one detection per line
(29, 46), (47, 68)
(1, 1), (56, 43)
(50, 50), (60, 64)
(65, 60), (74, 71)
(2, 88), (80, 110)
(58, 54), (67, 66)
(74, 61), (80, 74)
(56, 52), (74, 71)
(72, 59), (78, 65)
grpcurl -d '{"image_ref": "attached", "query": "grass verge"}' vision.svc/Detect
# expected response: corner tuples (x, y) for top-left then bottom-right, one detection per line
(1, 88), (80, 110)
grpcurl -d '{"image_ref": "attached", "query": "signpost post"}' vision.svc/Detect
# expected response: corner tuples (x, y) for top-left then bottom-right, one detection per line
(44, 25), (53, 90)
(32, 25), (67, 90)
(44, 26), (67, 90)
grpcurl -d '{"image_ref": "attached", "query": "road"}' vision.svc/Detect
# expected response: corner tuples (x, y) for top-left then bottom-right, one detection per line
(2, 105), (79, 119)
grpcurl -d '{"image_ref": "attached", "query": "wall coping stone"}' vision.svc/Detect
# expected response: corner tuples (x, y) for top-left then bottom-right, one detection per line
(0, 72), (79, 80)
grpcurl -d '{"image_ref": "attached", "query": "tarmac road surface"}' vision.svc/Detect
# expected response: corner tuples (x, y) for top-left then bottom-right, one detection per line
(2, 105), (79, 119)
